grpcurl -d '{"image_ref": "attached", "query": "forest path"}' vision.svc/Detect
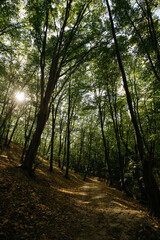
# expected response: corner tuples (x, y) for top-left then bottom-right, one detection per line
(64, 178), (160, 240)
(0, 147), (160, 240)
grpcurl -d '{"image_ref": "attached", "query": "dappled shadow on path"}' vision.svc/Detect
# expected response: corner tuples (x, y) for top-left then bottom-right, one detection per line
(57, 179), (160, 240)
(1, 146), (160, 240)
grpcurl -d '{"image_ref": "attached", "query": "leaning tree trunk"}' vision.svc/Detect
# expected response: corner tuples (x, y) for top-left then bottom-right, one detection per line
(7, 117), (20, 147)
(21, 0), (90, 176)
(0, 103), (15, 146)
(106, 0), (160, 217)
(145, 0), (160, 66)
(21, 109), (37, 163)
(22, 103), (49, 175)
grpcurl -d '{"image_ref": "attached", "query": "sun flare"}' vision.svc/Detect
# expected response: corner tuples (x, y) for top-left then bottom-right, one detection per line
(15, 91), (25, 102)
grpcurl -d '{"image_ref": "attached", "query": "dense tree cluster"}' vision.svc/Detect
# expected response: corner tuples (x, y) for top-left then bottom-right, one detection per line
(0, 0), (160, 217)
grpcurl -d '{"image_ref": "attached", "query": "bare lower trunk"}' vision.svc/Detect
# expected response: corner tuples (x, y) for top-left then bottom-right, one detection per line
(58, 134), (62, 168)
(0, 104), (15, 146)
(7, 118), (19, 147)
(22, 105), (49, 175)
(98, 101), (113, 186)
(142, 157), (160, 217)
(65, 80), (72, 179)
(61, 133), (67, 171)
(50, 104), (55, 172)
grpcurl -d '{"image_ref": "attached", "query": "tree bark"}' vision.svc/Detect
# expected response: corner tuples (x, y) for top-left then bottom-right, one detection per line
(106, 84), (126, 191)
(84, 128), (92, 181)
(7, 117), (19, 147)
(65, 80), (71, 179)
(75, 126), (84, 173)
(21, 108), (37, 163)
(50, 104), (55, 172)
(61, 132), (67, 171)
(0, 103), (15, 145)
(22, 102), (49, 175)
(58, 118), (63, 168)
(98, 99), (113, 186)
(106, 0), (160, 217)
(21, 1), (90, 175)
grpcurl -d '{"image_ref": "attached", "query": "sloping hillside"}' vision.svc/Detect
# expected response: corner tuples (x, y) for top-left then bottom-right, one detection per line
(0, 144), (160, 240)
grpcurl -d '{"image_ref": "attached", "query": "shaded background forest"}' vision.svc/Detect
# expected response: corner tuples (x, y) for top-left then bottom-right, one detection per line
(0, 0), (160, 217)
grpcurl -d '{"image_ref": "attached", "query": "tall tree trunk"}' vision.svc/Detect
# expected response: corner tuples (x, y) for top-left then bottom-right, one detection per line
(134, 144), (147, 200)
(61, 132), (67, 171)
(58, 118), (63, 168)
(84, 129), (92, 181)
(106, 84), (126, 191)
(0, 103), (15, 146)
(43, 132), (49, 157)
(50, 104), (55, 172)
(75, 126), (84, 173)
(58, 134), (62, 169)
(4, 124), (10, 146)
(7, 117), (19, 147)
(145, 0), (160, 66)
(21, 0), (67, 174)
(21, 1), (89, 175)
(50, 94), (63, 171)
(22, 102), (49, 175)
(65, 81), (71, 179)
(98, 100), (113, 186)
(106, 0), (160, 217)
(21, 109), (37, 163)
(0, 83), (11, 123)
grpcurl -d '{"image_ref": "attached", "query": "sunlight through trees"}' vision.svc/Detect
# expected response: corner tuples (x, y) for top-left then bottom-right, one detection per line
(0, 0), (160, 218)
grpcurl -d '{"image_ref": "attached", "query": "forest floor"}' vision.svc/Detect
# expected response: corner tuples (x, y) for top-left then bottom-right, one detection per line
(0, 143), (160, 240)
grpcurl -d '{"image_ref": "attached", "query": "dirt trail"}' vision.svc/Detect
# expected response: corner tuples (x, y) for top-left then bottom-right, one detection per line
(0, 148), (160, 240)
(64, 178), (160, 240)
